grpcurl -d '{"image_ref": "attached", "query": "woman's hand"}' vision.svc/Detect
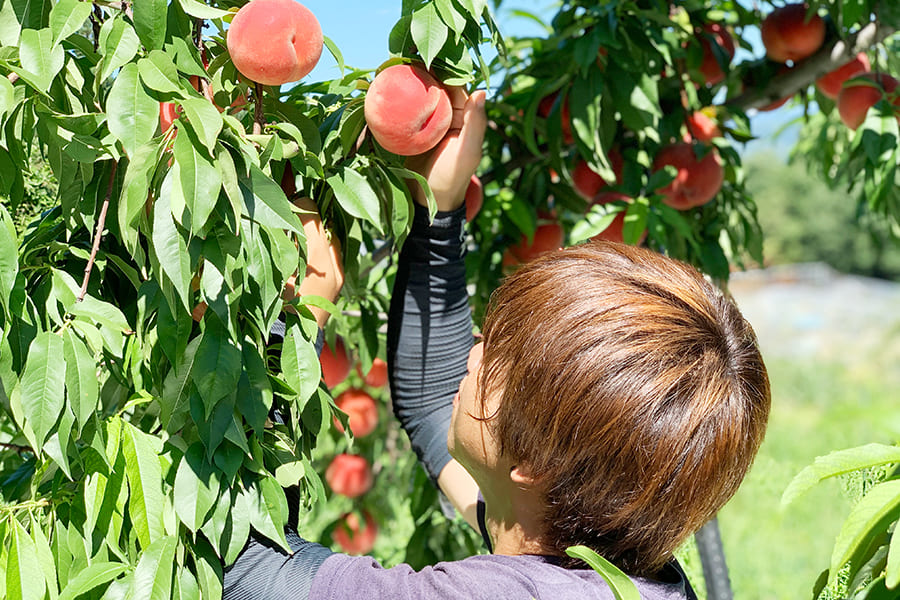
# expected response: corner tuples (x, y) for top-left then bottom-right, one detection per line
(406, 87), (487, 212)
(284, 197), (344, 328)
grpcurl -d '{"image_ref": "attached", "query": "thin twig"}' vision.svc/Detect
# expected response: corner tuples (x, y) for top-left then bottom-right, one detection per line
(78, 162), (118, 302)
(0, 441), (32, 452)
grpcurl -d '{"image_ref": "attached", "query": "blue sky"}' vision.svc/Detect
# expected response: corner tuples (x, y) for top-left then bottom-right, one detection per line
(300, 1), (798, 157)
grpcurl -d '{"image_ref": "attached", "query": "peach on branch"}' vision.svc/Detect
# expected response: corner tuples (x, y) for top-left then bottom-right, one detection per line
(652, 143), (724, 210)
(321, 337), (353, 389)
(837, 73), (900, 130)
(571, 150), (623, 200)
(685, 110), (722, 142)
(589, 192), (647, 245)
(761, 4), (825, 64)
(506, 222), (565, 264)
(332, 511), (378, 555)
(325, 454), (373, 499)
(334, 388), (379, 438)
(816, 53), (871, 100)
(226, 0), (323, 86)
(364, 64), (452, 156)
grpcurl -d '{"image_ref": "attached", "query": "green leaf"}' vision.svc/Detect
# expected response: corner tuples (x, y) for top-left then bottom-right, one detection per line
(831, 479), (900, 581)
(327, 167), (384, 234)
(6, 519), (47, 600)
(152, 189), (192, 313)
(179, 97), (223, 153)
(174, 442), (221, 532)
(176, 0), (229, 19)
(622, 199), (648, 245)
(435, 0), (466, 37)
(106, 63), (158, 158)
(240, 164), (304, 234)
(0, 204), (18, 315)
(18, 331), (65, 451)
(118, 141), (158, 250)
(62, 329), (98, 433)
(68, 294), (130, 332)
(98, 17), (141, 83)
(0, 75), (15, 117)
(280, 321), (320, 406)
(782, 444), (900, 506)
(565, 545), (640, 600)
(570, 205), (620, 244)
(411, 3), (448, 70)
(122, 422), (165, 549)
(137, 50), (183, 95)
(245, 477), (290, 552)
(886, 525), (900, 589)
(129, 535), (177, 600)
(18, 28), (64, 92)
(132, 0), (166, 51)
(458, 0), (487, 20)
(57, 563), (128, 600)
(172, 129), (222, 233)
(236, 342), (273, 435)
(43, 404), (75, 479)
(49, 0), (92, 45)
(191, 321), (242, 415)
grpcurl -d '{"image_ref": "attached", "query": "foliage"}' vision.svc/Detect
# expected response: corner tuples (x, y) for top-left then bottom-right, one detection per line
(0, 0), (897, 599)
(784, 445), (900, 599)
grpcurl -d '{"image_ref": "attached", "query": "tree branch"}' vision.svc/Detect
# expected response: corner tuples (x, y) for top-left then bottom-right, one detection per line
(727, 22), (897, 112)
(253, 82), (265, 135)
(78, 162), (118, 302)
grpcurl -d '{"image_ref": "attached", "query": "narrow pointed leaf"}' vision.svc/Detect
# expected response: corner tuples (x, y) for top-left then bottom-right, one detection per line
(18, 331), (65, 450)
(57, 563), (128, 600)
(783, 444), (900, 506)
(179, 97), (223, 153)
(886, 526), (900, 589)
(173, 129), (222, 233)
(122, 422), (166, 548)
(176, 0), (229, 19)
(240, 165), (304, 234)
(0, 205), (18, 315)
(132, 0), (167, 51)
(152, 191), (192, 313)
(19, 28), (64, 91)
(174, 442), (221, 532)
(831, 479), (900, 580)
(281, 322), (320, 405)
(106, 63), (157, 157)
(98, 18), (140, 83)
(137, 51), (183, 94)
(411, 3), (448, 69)
(6, 519), (47, 600)
(62, 329), (98, 432)
(50, 0), (93, 44)
(130, 536), (177, 600)
(191, 322), (242, 414)
(327, 168), (384, 234)
(565, 545), (640, 600)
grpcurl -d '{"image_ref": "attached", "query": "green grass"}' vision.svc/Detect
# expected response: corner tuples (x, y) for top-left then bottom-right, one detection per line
(715, 358), (900, 600)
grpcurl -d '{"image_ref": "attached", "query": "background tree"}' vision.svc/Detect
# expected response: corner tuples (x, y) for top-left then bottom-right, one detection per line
(0, 1), (898, 599)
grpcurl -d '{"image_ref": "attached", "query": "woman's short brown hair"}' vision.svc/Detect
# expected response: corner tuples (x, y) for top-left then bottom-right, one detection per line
(479, 240), (770, 576)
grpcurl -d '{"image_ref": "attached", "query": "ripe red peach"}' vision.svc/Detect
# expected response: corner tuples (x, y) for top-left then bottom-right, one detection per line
(507, 222), (565, 264)
(227, 0), (323, 86)
(686, 110), (722, 142)
(159, 102), (179, 133)
(571, 150), (624, 200)
(364, 64), (452, 156)
(761, 4), (825, 64)
(334, 388), (379, 438)
(357, 357), (388, 388)
(697, 23), (736, 86)
(325, 454), (373, 499)
(652, 143), (724, 210)
(817, 53), (871, 100)
(321, 338), (353, 389)
(837, 73), (900, 130)
(332, 510), (377, 555)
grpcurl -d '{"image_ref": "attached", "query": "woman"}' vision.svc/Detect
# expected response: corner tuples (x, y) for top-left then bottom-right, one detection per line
(223, 88), (770, 599)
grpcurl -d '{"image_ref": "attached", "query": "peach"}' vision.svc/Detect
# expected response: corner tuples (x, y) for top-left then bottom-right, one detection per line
(334, 388), (379, 438)
(357, 357), (388, 388)
(364, 64), (452, 156)
(589, 192), (647, 245)
(507, 222), (565, 264)
(697, 23), (735, 86)
(761, 4), (825, 63)
(686, 110), (722, 142)
(465, 175), (483, 222)
(325, 453), (373, 498)
(653, 143), (724, 210)
(571, 150), (624, 200)
(227, 0), (323, 86)
(332, 510), (377, 555)
(321, 338), (352, 389)
(837, 73), (900, 130)
(816, 53), (871, 100)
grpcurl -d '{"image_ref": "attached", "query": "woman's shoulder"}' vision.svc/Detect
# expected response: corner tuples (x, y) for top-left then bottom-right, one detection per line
(309, 552), (692, 600)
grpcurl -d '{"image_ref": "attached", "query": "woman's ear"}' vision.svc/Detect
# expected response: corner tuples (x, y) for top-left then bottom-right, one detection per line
(509, 464), (539, 489)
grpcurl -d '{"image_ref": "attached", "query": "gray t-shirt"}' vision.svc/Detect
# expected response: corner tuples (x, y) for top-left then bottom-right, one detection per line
(310, 552), (693, 599)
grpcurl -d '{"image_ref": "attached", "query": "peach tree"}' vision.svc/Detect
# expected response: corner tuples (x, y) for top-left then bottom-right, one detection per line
(0, 1), (898, 599)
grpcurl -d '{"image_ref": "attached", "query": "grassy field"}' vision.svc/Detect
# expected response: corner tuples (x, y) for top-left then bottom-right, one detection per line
(713, 357), (900, 599)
